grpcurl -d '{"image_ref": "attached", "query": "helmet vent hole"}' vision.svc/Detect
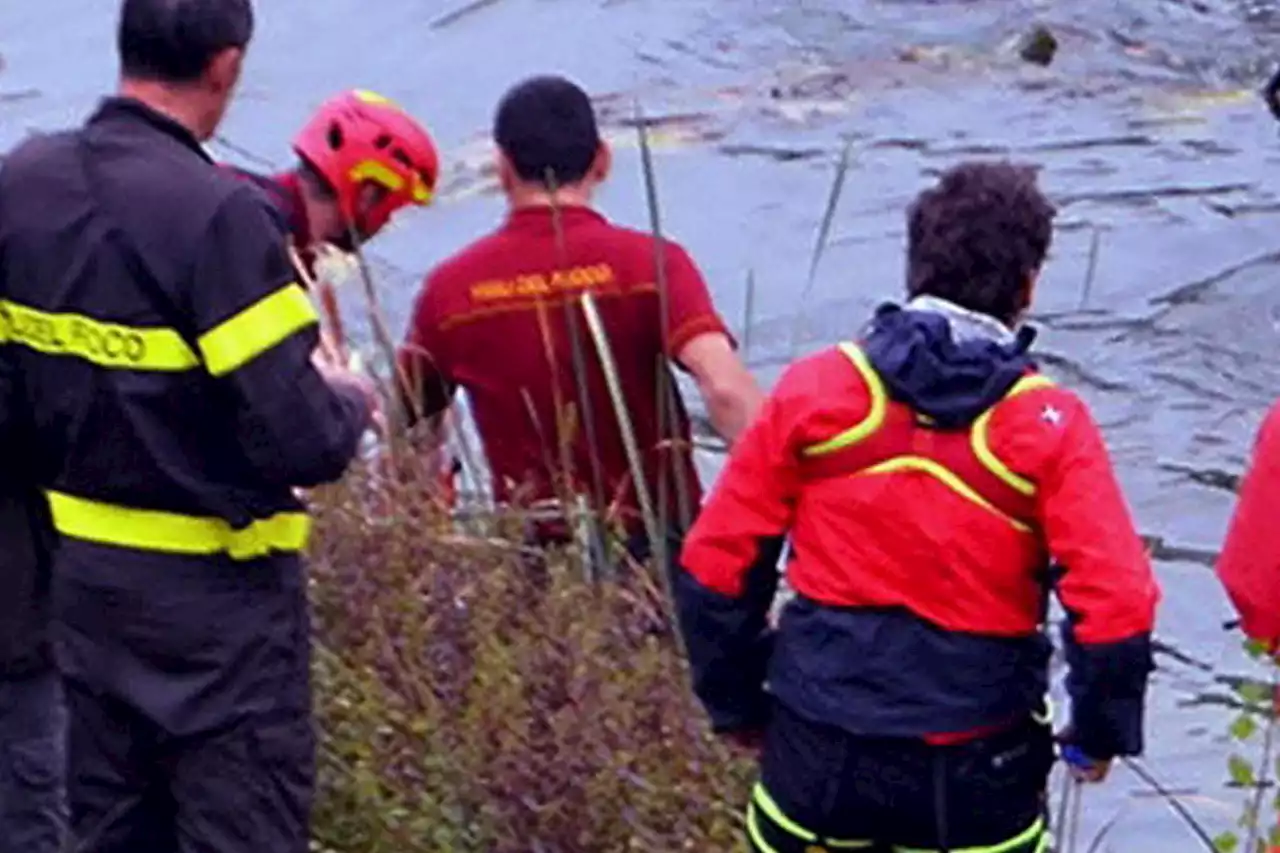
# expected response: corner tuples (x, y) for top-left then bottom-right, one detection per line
(327, 122), (344, 150)
(392, 149), (413, 169)
(374, 133), (394, 149)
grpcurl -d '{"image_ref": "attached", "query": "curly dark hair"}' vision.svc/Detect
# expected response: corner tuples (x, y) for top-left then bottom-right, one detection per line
(906, 160), (1056, 325)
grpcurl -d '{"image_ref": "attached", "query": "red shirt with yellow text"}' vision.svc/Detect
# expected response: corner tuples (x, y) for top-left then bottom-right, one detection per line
(399, 205), (732, 535)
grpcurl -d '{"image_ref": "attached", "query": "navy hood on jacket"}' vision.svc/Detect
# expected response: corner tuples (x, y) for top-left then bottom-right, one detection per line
(861, 300), (1038, 429)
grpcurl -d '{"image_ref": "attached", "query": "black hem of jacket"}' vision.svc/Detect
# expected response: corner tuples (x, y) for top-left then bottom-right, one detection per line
(1060, 620), (1153, 760)
(674, 535), (783, 732)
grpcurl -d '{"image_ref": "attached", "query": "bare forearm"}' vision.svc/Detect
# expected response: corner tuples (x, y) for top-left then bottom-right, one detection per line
(704, 383), (764, 444)
(706, 402), (742, 443)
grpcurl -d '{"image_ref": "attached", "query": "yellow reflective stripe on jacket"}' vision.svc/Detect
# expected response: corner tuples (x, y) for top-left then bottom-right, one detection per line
(969, 374), (1055, 497)
(803, 343), (888, 457)
(747, 784), (874, 852)
(45, 490), (310, 561)
(799, 342), (1053, 531)
(197, 283), (318, 377)
(0, 300), (200, 371)
(894, 816), (1047, 853)
(857, 457), (1032, 533)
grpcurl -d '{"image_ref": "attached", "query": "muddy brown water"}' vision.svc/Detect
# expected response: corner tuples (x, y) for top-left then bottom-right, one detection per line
(7, 0), (1280, 848)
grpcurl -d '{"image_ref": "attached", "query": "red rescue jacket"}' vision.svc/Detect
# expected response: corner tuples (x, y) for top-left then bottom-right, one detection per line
(674, 301), (1160, 759)
(1218, 402), (1280, 646)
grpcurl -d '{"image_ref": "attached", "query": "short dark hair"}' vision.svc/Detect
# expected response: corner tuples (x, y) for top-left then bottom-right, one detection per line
(493, 75), (601, 186)
(118, 0), (254, 84)
(906, 160), (1056, 325)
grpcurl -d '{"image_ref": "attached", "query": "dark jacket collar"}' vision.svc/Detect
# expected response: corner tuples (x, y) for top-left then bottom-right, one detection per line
(86, 96), (212, 163)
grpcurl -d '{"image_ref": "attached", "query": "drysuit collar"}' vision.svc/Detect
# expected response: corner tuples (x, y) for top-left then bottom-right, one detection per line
(860, 295), (1038, 429)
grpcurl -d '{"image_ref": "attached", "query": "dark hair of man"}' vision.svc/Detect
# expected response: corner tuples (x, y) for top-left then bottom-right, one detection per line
(117, 0), (254, 84)
(906, 160), (1056, 326)
(493, 75), (601, 187)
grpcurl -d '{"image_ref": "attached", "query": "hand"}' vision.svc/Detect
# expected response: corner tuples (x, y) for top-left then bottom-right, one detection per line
(1057, 737), (1112, 783)
(312, 348), (380, 421)
(317, 324), (350, 369)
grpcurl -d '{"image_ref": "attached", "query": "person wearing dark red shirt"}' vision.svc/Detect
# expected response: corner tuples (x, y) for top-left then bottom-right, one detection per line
(674, 161), (1161, 853)
(396, 74), (762, 567)
(1217, 407), (1280, 646)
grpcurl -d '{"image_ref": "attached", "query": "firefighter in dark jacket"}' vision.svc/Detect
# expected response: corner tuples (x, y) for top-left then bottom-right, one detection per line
(674, 161), (1161, 853)
(0, 355), (63, 853)
(0, 1), (374, 850)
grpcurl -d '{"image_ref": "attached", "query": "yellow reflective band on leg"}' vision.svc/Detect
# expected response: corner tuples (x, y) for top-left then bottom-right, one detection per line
(748, 802), (785, 853)
(753, 783), (818, 843)
(894, 816), (1047, 853)
(749, 784), (875, 851)
(0, 300), (199, 371)
(197, 283), (318, 377)
(46, 491), (310, 561)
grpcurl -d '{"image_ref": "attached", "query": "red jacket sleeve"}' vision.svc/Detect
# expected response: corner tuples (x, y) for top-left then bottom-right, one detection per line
(1217, 403), (1280, 645)
(1025, 388), (1159, 759)
(674, 359), (807, 731)
(395, 272), (456, 424)
(1034, 391), (1160, 643)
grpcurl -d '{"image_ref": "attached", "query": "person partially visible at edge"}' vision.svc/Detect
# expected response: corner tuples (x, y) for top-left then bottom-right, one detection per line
(1216, 408), (1280, 649)
(0, 0), (374, 851)
(395, 74), (762, 565)
(673, 161), (1161, 853)
(0, 358), (63, 851)
(1217, 417), (1280, 853)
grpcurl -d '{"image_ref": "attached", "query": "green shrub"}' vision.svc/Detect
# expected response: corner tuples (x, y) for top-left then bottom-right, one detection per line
(304, 466), (755, 853)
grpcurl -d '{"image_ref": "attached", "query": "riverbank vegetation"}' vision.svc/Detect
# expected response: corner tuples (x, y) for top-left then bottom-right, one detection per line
(304, 464), (754, 853)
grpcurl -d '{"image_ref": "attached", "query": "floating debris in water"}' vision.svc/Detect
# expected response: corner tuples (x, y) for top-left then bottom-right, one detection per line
(434, 119), (720, 204)
(718, 143), (827, 162)
(0, 90), (39, 105)
(1157, 460), (1241, 493)
(1019, 26), (1059, 67)
(429, 0), (504, 30)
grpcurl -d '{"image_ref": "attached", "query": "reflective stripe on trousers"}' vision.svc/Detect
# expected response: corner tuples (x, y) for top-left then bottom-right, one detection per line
(747, 781), (1049, 853)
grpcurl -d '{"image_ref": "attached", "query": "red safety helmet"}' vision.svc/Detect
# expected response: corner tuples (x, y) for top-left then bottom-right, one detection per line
(293, 89), (440, 238)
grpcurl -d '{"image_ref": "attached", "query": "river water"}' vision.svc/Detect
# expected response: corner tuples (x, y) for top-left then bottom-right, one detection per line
(5, 0), (1280, 848)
